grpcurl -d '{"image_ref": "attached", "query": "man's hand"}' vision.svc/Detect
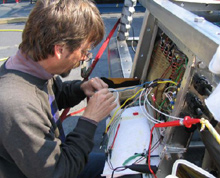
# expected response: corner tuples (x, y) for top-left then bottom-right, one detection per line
(80, 77), (108, 97)
(83, 88), (117, 123)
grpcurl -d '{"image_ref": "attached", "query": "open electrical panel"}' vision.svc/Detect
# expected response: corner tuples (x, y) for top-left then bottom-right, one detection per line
(104, 0), (220, 177)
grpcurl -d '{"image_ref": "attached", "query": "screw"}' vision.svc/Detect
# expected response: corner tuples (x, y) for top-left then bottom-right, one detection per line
(194, 17), (204, 23)
(197, 61), (206, 69)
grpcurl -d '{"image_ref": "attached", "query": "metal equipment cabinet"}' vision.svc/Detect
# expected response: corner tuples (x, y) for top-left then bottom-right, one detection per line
(108, 0), (220, 177)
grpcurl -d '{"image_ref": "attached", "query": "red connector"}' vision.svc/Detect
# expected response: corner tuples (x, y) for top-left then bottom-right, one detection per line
(182, 116), (200, 128)
(154, 116), (200, 128)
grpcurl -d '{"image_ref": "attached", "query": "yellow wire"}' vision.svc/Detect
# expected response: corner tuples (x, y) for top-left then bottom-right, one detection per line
(0, 58), (8, 62)
(157, 80), (177, 85)
(0, 29), (23, 32)
(105, 80), (177, 133)
(105, 88), (145, 133)
(200, 118), (220, 145)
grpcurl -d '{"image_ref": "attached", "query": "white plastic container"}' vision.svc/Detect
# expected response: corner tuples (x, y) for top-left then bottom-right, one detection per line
(108, 88), (121, 117)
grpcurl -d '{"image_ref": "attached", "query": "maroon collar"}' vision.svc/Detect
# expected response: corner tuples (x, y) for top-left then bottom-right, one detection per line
(6, 50), (53, 80)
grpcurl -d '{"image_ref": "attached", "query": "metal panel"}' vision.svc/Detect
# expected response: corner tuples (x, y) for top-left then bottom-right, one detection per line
(137, 0), (220, 67)
(130, 10), (158, 80)
(170, 0), (220, 11)
(108, 37), (133, 78)
(117, 39), (133, 78)
(108, 38), (123, 78)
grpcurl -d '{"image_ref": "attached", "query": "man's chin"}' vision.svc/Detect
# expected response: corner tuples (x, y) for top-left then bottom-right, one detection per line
(60, 70), (71, 78)
(60, 63), (80, 78)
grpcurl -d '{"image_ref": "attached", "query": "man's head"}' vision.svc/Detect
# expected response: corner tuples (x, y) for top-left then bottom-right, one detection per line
(19, 0), (104, 63)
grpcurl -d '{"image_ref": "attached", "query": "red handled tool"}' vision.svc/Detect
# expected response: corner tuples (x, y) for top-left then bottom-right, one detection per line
(154, 116), (200, 128)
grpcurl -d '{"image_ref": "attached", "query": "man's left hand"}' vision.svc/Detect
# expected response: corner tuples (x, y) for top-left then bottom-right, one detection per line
(80, 77), (108, 97)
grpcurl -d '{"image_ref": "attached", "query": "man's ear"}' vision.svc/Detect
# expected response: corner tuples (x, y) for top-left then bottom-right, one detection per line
(54, 45), (63, 59)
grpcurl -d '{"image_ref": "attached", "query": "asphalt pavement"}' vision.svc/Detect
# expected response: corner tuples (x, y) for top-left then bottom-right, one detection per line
(0, 1), (144, 152)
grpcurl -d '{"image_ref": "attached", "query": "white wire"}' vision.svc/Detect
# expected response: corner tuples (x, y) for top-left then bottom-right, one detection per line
(143, 89), (163, 123)
(145, 91), (183, 120)
(166, 91), (175, 96)
(164, 85), (177, 93)
(164, 86), (177, 102)
(139, 88), (162, 124)
(107, 117), (121, 151)
(165, 92), (173, 102)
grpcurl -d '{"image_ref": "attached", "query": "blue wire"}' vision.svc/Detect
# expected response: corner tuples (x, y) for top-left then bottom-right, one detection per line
(115, 81), (152, 92)
(114, 79), (174, 92)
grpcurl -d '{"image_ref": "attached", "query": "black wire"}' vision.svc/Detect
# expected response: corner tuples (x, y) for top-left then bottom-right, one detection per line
(133, 137), (163, 164)
(134, 154), (146, 164)
(111, 166), (127, 178)
(144, 136), (163, 160)
(107, 156), (114, 170)
(150, 136), (162, 152)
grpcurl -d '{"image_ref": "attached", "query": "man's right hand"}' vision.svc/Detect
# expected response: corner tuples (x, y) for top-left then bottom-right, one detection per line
(82, 88), (117, 123)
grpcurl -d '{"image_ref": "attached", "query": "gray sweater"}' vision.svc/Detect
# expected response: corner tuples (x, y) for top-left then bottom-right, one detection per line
(0, 63), (96, 178)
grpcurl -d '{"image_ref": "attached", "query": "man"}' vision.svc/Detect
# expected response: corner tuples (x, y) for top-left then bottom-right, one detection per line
(0, 0), (116, 177)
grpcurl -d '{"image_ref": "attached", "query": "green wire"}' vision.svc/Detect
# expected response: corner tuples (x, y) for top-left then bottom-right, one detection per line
(159, 98), (167, 110)
(176, 64), (183, 73)
(175, 67), (183, 83)
(122, 153), (143, 166)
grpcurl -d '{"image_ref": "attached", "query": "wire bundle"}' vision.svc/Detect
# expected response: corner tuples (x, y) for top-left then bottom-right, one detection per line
(103, 79), (182, 177)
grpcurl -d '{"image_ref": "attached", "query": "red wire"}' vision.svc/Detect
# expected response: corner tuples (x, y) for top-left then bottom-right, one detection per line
(110, 123), (121, 150)
(148, 126), (157, 178)
(67, 107), (86, 117)
(60, 107), (86, 122)
(147, 117), (200, 177)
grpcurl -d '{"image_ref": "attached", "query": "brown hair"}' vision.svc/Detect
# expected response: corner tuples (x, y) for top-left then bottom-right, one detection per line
(19, 0), (105, 62)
